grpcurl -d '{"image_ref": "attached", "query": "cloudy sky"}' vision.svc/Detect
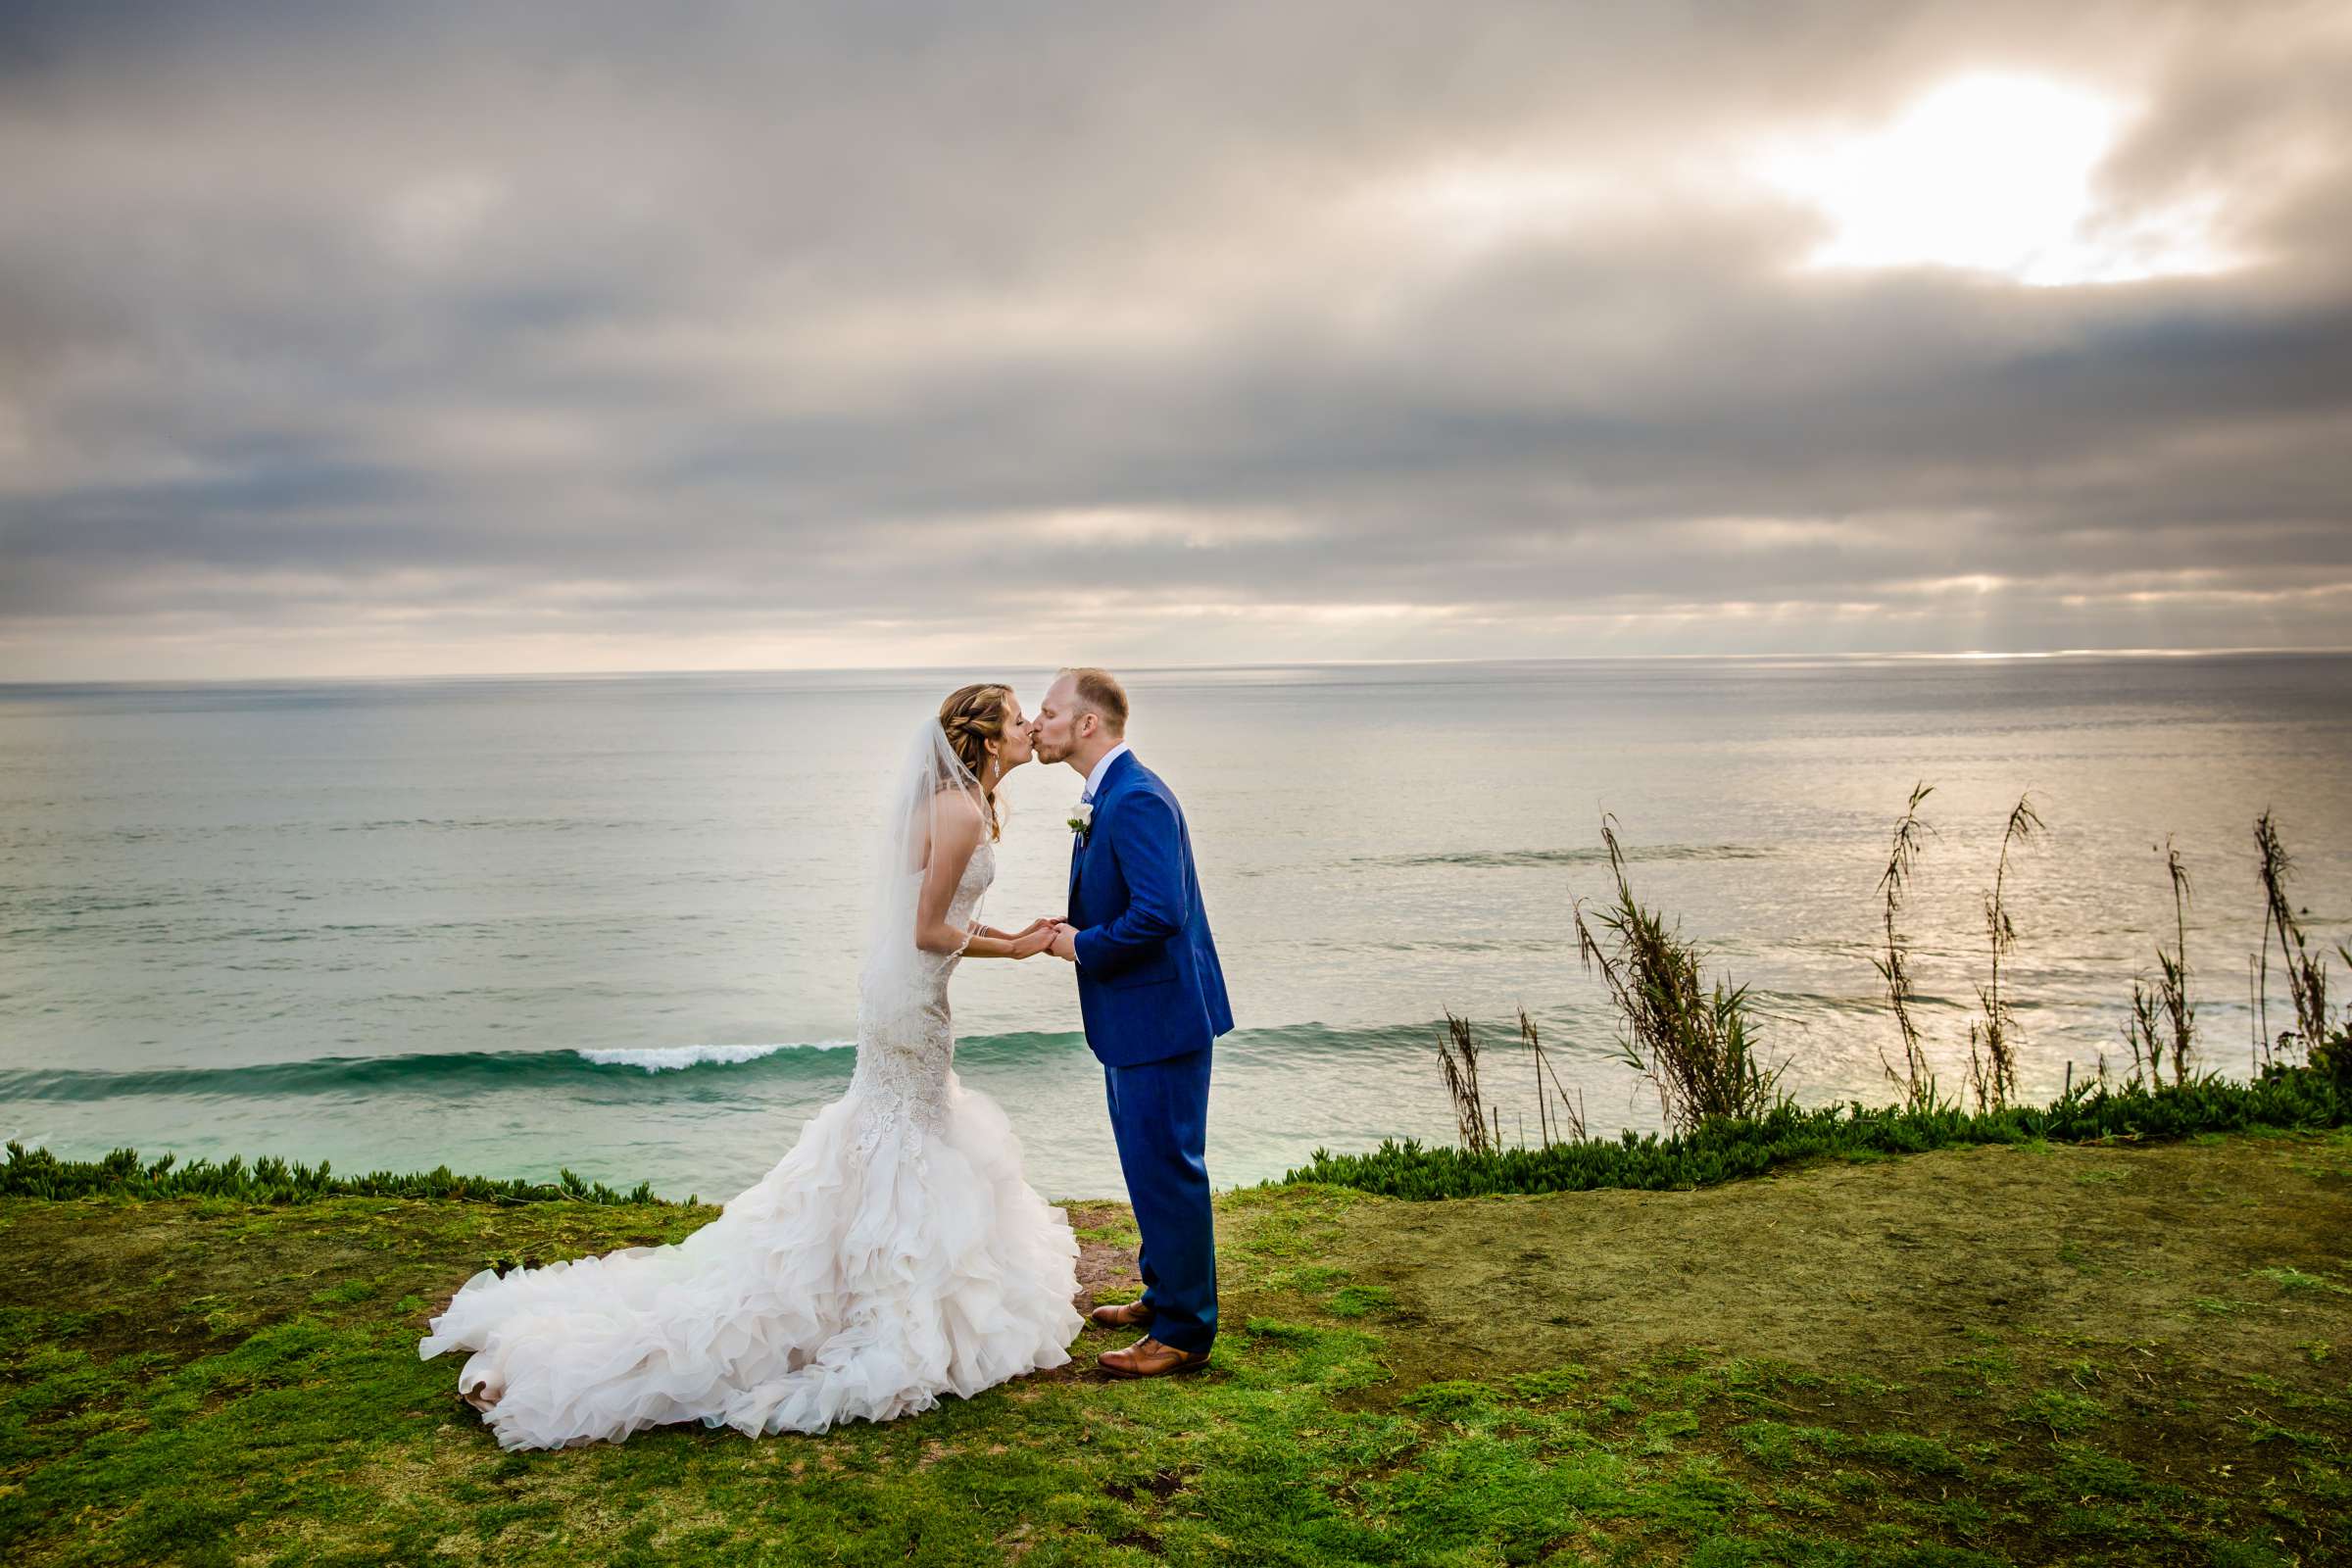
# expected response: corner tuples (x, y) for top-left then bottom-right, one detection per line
(2, 1), (2347, 678)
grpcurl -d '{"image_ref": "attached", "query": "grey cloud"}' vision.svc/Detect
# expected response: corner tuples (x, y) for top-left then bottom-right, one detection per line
(3, 0), (2349, 672)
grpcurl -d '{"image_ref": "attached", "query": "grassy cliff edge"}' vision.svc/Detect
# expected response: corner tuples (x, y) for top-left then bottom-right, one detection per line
(4, 1125), (2350, 1566)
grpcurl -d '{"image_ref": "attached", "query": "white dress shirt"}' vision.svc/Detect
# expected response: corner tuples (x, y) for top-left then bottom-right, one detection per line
(1080, 741), (1131, 804)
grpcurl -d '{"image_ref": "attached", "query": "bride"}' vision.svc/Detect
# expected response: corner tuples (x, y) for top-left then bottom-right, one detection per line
(418, 683), (1083, 1449)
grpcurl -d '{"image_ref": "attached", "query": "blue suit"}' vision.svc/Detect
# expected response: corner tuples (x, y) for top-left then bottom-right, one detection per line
(1069, 750), (1232, 1352)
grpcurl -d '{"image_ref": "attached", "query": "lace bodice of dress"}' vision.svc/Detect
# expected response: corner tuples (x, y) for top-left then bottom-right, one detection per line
(847, 837), (993, 1163)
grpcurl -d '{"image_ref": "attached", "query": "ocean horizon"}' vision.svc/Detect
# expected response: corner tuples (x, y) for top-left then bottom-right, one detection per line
(4, 652), (2346, 1203)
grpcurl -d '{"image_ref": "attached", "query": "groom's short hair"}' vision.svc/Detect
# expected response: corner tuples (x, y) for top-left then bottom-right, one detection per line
(1060, 666), (1129, 737)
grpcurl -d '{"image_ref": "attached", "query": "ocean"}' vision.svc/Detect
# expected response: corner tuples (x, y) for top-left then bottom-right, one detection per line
(2, 655), (2346, 1203)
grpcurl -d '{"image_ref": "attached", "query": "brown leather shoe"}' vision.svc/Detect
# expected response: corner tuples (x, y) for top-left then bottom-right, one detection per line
(1088, 1298), (1154, 1330)
(1099, 1336), (1211, 1379)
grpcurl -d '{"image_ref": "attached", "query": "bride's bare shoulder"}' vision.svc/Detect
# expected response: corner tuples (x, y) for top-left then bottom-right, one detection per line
(930, 786), (987, 833)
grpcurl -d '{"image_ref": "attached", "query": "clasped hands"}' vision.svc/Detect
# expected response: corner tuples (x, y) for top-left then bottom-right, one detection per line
(1005, 916), (1080, 961)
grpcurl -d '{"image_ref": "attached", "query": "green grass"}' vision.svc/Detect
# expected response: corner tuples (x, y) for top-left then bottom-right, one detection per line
(3, 1128), (2350, 1565)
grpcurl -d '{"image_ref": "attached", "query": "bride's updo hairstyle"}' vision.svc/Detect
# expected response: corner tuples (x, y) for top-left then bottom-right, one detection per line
(937, 683), (1012, 841)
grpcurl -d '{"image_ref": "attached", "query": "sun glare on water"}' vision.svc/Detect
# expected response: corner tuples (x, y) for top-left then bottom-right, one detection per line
(1762, 74), (2238, 287)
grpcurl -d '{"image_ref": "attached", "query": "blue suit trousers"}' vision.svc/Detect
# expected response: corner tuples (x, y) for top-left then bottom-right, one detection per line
(1102, 1046), (1217, 1352)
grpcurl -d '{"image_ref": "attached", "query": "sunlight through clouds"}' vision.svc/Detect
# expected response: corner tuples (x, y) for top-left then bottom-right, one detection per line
(1759, 74), (2244, 286)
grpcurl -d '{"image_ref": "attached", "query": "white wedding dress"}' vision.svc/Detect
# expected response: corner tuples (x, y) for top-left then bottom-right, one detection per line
(417, 835), (1085, 1450)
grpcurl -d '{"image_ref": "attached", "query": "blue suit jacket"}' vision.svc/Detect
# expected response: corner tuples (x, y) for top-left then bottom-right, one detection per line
(1068, 751), (1235, 1067)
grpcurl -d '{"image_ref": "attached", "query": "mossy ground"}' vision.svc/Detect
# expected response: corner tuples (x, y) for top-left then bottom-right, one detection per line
(4, 1129), (2348, 1565)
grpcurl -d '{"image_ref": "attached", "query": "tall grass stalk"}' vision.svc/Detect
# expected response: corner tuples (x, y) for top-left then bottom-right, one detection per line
(1518, 1006), (1588, 1145)
(2255, 808), (2331, 1060)
(1967, 792), (2043, 1111)
(1872, 782), (1939, 1110)
(1574, 814), (1784, 1134)
(2163, 838), (2195, 1080)
(2249, 954), (2262, 1074)
(1437, 1010), (1490, 1154)
(1436, 1008), (1590, 1152)
(2127, 837), (2196, 1088)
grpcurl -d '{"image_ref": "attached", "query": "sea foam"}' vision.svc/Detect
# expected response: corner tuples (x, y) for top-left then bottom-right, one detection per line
(573, 1041), (855, 1074)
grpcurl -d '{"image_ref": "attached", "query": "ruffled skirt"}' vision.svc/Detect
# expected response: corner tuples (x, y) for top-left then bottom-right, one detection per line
(416, 1071), (1083, 1450)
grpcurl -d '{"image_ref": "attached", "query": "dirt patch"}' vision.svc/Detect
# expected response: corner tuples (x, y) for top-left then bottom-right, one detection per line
(1060, 1200), (1142, 1310)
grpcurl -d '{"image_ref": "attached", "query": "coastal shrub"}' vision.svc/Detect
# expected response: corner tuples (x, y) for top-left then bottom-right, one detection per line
(1279, 1066), (2345, 1200)
(2317, 1020), (2352, 1092)
(0, 1141), (670, 1207)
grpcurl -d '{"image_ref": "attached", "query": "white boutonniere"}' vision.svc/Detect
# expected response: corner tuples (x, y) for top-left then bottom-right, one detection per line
(1066, 801), (1094, 841)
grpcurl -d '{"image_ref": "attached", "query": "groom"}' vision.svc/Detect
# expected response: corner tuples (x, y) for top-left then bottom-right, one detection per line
(1031, 667), (1233, 1379)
